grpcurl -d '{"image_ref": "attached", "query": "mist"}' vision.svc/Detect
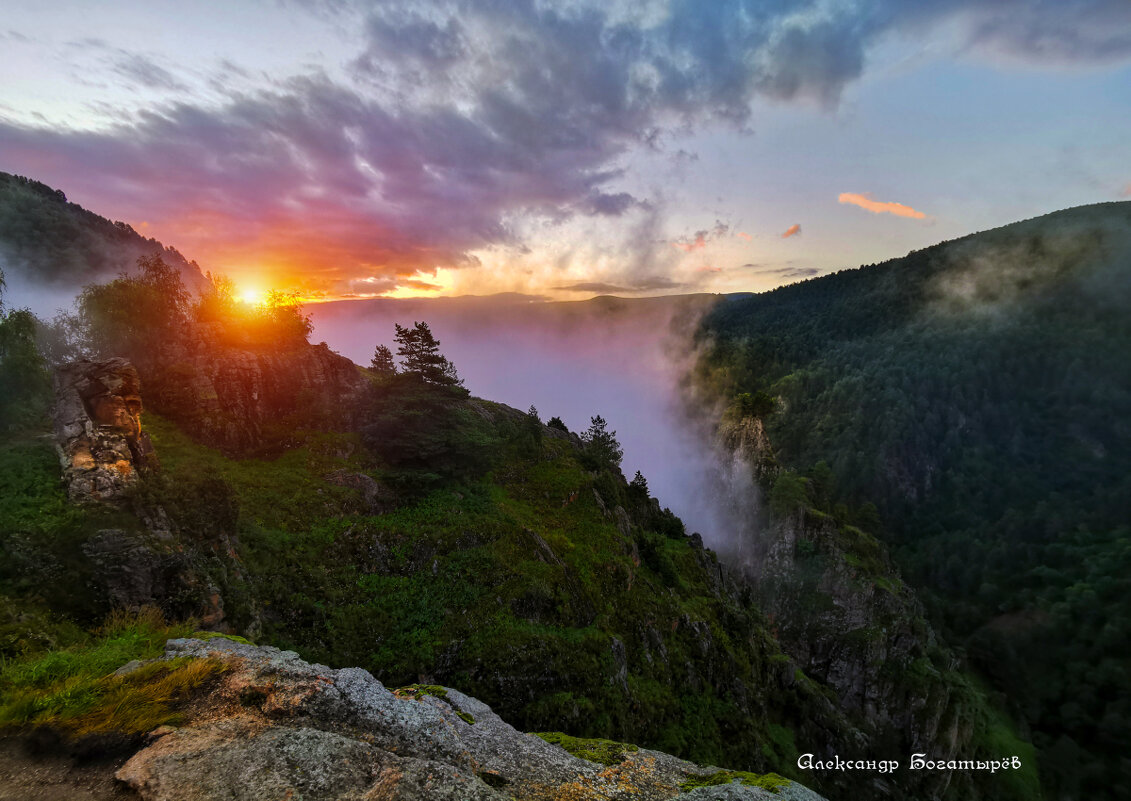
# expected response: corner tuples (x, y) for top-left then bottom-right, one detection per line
(309, 294), (762, 558)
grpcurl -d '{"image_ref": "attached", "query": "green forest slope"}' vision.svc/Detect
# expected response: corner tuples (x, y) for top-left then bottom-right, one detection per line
(696, 201), (1131, 799)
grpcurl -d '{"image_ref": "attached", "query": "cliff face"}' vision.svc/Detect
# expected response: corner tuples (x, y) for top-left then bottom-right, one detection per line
(53, 358), (157, 503)
(717, 415), (980, 801)
(50, 358), (243, 629)
(140, 324), (368, 454)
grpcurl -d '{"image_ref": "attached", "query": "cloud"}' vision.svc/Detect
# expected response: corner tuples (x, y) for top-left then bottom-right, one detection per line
(736, 231), (752, 241)
(955, 0), (1131, 65)
(740, 263), (819, 279)
(1121, 182), (1131, 197)
(672, 222), (729, 252)
(838, 192), (927, 219)
(4, 0), (1129, 297)
(781, 224), (801, 238)
(67, 38), (189, 92)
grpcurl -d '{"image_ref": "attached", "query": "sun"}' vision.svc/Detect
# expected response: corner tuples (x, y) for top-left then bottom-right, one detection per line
(239, 287), (264, 305)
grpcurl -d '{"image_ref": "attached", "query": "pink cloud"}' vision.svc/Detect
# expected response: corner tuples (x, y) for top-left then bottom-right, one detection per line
(672, 231), (709, 252)
(736, 231), (752, 241)
(838, 192), (926, 219)
(781, 223), (801, 238)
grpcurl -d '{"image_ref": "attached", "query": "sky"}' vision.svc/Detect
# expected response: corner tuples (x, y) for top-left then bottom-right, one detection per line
(2, 0), (1130, 301)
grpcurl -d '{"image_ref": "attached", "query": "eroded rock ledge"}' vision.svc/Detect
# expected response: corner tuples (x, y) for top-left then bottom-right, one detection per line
(53, 358), (156, 504)
(117, 638), (827, 801)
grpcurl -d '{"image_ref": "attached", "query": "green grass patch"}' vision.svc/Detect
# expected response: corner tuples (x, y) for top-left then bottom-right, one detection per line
(534, 731), (640, 765)
(679, 770), (791, 792)
(0, 609), (222, 738)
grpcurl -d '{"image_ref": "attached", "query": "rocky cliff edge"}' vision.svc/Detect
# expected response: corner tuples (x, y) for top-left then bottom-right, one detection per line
(115, 637), (827, 801)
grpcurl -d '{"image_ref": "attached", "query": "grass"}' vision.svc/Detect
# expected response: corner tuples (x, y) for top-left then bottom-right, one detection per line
(534, 731), (640, 765)
(0, 608), (223, 738)
(679, 770), (791, 792)
(143, 413), (365, 532)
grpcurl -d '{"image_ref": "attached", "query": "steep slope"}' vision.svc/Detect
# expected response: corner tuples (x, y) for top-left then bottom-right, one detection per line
(696, 201), (1131, 799)
(0, 172), (206, 292)
(1, 354), (856, 795)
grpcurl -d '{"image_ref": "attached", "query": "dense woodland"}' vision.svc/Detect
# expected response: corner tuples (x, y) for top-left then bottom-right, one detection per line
(696, 202), (1131, 799)
(0, 173), (203, 289)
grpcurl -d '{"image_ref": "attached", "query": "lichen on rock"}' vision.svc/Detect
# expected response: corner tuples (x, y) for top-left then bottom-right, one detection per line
(114, 637), (830, 801)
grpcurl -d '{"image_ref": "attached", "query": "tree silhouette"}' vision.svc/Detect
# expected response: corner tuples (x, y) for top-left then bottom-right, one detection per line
(580, 414), (623, 471)
(394, 321), (461, 387)
(370, 344), (395, 374)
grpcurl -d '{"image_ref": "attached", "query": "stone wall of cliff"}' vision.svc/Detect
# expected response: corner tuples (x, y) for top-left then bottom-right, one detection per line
(716, 414), (984, 801)
(53, 357), (157, 503)
(138, 324), (368, 454)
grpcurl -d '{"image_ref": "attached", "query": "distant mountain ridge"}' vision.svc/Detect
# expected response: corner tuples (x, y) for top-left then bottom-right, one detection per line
(0, 172), (207, 292)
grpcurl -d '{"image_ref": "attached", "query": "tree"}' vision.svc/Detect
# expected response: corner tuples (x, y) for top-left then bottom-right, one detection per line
(194, 272), (238, 324)
(515, 403), (543, 457)
(548, 416), (568, 432)
(0, 269), (51, 428)
(77, 253), (190, 359)
(630, 470), (649, 496)
(394, 321), (462, 387)
(260, 290), (313, 345)
(579, 414), (623, 471)
(370, 344), (395, 374)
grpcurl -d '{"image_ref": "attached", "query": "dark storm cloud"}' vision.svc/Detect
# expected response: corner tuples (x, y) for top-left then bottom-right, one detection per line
(3, 0), (1128, 288)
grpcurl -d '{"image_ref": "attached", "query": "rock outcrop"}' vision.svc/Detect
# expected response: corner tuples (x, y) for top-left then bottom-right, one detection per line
(141, 325), (368, 454)
(116, 637), (827, 801)
(53, 358), (157, 503)
(717, 414), (979, 801)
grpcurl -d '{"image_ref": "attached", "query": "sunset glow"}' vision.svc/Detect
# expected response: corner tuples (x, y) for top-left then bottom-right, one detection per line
(239, 288), (264, 306)
(0, 1), (1127, 301)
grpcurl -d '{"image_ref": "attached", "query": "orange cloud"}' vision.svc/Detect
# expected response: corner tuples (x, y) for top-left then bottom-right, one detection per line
(781, 224), (801, 238)
(838, 192), (926, 219)
(1121, 182), (1131, 197)
(736, 231), (752, 241)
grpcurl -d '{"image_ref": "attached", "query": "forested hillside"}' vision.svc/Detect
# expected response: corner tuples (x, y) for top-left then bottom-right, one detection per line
(696, 201), (1131, 799)
(0, 172), (205, 290)
(0, 251), (1036, 800)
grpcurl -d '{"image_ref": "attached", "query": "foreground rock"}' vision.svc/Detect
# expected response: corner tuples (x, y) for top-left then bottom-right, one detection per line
(117, 638), (826, 801)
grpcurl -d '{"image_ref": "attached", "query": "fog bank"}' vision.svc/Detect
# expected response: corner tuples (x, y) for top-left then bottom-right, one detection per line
(310, 294), (759, 556)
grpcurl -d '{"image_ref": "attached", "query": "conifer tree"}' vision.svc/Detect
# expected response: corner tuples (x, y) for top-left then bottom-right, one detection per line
(580, 414), (623, 470)
(394, 321), (461, 387)
(370, 344), (395, 374)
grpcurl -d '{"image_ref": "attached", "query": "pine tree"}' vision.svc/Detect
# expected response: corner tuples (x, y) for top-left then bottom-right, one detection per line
(370, 344), (395, 374)
(580, 414), (623, 470)
(394, 321), (461, 387)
